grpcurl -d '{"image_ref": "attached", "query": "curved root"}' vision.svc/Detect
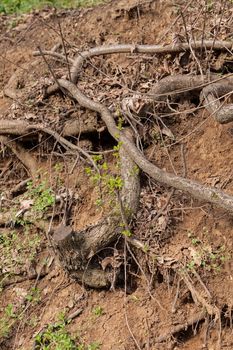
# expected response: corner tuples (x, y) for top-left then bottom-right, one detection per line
(57, 78), (233, 214)
(200, 77), (233, 123)
(70, 41), (233, 84)
(150, 74), (233, 123)
(52, 130), (141, 288)
(0, 136), (37, 178)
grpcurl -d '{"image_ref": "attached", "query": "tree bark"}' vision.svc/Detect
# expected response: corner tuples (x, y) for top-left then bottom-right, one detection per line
(52, 131), (140, 288)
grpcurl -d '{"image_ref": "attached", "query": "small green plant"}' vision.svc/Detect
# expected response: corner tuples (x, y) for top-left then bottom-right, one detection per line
(4, 303), (17, 318)
(142, 244), (149, 253)
(92, 306), (104, 317)
(112, 142), (123, 159)
(85, 143), (124, 207)
(129, 295), (140, 302)
(34, 311), (101, 349)
(0, 0), (108, 14)
(121, 229), (132, 237)
(87, 342), (101, 350)
(95, 198), (103, 207)
(0, 318), (12, 338)
(34, 316), (76, 350)
(54, 163), (63, 173)
(206, 0), (213, 11)
(107, 176), (123, 193)
(27, 315), (39, 327)
(25, 287), (41, 304)
(77, 342), (101, 350)
(187, 231), (202, 245)
(0, 303), (18, 338)
(0, 229), (41, 275)
(186, 260), (196, 271)
(186, 231), (229, 273)
(116, 116), (124, 131)
(26, 180), (55, 213)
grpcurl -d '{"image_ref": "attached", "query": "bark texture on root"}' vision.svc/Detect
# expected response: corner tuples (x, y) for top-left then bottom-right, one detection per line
(4, 70), (25, 100)
(3, 60), (40, 101)
(149, 74), (217, 100)
(0, 120), (97, 170)
(0, 118), (98, 138)
(0, 136), (37, 178)
(70, 41), (233, 84)
(200, 77), (233, 124)
(41, 41), (232, 96)
(155, 311), (206, 343)
(150, 74), (233, 124)
(57, 78), (233, 214)
(52, 131), (140, 288)
(0, 120), (32, 136)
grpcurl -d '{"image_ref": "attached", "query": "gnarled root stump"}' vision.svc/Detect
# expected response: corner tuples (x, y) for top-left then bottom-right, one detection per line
(52, 130), (140, 288)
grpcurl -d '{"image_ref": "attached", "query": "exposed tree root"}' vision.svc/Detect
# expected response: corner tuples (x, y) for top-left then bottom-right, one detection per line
(0, 120), (33, 136)
(180, 271), (219, 316)
(0, 121), (98, 171)
(3, 60), (40, 100)
(150, 74), (233, 124)
(56, 78), (233, 214)
(149, 74), (217, 100)
(3, 70), (25, 100)
(52, 130), (140, 288)
(8, 178), (31, 198)
(33, 50), (74, 65)
(0, 270), (48, 288)
(0, 118), (99, 138)
(154, 310), (206, 343)
(0, 136), (37, 178)
(69, 41), (233, 84)
(34, 41), (233, 96)
(3, 40), (233, 291)
(201, 79), (233, 124)
(63, 117), (99, 136)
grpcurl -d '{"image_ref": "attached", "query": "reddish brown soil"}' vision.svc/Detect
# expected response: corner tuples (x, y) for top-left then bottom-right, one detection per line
(1, 1), (233, 350)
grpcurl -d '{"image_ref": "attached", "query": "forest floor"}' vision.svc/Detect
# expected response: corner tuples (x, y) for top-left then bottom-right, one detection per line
(0, 0), (233, 349)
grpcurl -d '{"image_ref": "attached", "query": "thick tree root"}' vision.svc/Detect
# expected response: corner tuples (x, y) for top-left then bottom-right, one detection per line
(0, 136), (37, 177)
(3, 41), (233, 289)
(154, 310), (206, 343)
(0, 121), (98, 170)
(201, 78), (233, 123)
(52, 131), (140, 288)
(33, 50), (74, 65)
(56, 78), (233, 214)
(149, 74), (217, 100)
(0, 118), (99, 138)
(150, 74), (233, 124)
(33, 41), (233, 96)
(69, 41), (232, 84)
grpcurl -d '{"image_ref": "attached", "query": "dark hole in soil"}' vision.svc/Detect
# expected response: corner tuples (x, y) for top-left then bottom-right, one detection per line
(156, 271), (164, 284)
(222, 61), (233, 73)
(190, 95), (200, 106)
(110, 265), (138, 294)
(14, 138), (38, 150)
(86, 129), (117, 151)
(221, 304), (233, 328)
(90, 247), (138, 293)
(181, 291), (195, 305)
(175, 319), (204, 343)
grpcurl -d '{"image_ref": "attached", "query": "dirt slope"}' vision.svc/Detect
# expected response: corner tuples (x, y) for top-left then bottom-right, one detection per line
(0, 1), (233, 349)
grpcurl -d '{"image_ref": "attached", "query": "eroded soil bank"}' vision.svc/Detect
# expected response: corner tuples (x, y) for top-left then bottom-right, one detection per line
(1, 1), (233, 349)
